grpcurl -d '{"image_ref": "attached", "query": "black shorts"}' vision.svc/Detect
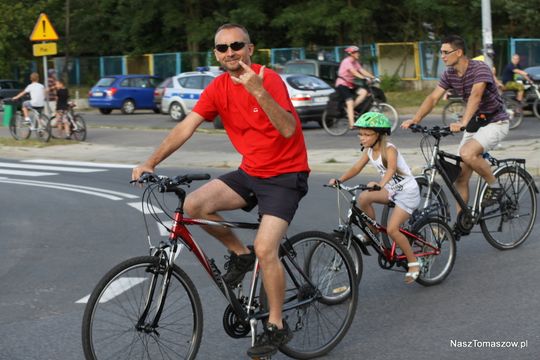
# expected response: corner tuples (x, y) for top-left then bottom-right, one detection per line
(336, 85), (356, 101)
(218, 169), (309, 224)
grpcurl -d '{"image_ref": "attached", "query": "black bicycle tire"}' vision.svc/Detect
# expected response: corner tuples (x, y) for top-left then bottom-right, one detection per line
(381, 176), (450, 245)
(533, 98), (540, 119)
(49, 115), (64, 139)
(36, 113), (51, 142)
(72, 114), (87, 141)
(442, 99), (465, 126)
(9, 112), (31, 140)
(321, 110), (349, 136)
(479, 166), (537, 250)
(258, 231), (358, 359)
(411, 217), (456, 286)
(82, 256), (203, 360)
(504, 98), (523, 130)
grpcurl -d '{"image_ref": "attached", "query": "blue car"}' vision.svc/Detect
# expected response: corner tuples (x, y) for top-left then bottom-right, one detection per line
(88, 74), (162, 114)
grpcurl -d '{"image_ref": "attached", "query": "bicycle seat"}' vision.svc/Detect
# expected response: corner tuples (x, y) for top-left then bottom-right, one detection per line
(33, 106), (44, 113)
(388, 201), (395, 208)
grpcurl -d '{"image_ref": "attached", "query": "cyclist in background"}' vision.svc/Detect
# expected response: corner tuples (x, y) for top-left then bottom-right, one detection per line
(336, 45), (376, 129)
(402, 35), (509, 215)
(329, 112), (421, 283)
(132, 23), (309, 359)
(55, 79), (71, 139)
(501, 54), (532, 105)
(12, 72), (46, 123)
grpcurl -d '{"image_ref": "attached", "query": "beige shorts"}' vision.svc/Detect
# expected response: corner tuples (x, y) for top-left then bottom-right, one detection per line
(459, 120), (509, 152)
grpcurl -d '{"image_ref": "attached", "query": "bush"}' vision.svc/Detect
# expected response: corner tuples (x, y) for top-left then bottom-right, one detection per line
(379, 74), (402, 92)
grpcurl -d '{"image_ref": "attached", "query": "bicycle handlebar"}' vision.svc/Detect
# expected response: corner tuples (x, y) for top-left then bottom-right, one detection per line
(131, 172), (211, 192)
(324, 182), (381, 193)
(409, 124), (465, 137)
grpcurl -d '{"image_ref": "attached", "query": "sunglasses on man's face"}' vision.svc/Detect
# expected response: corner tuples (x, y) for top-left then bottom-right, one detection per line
(214, 41), (246, 53)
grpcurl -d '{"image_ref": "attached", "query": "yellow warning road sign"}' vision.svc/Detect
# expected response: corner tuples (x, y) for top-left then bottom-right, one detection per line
(30, 13), (59, 41)
(33, 43), (57, 56)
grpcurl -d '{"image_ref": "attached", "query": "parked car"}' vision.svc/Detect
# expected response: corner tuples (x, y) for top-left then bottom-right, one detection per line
(283, 59), (339, 86)
(280, 73), (335, 127)
(88, 74), (162, 114)
(0, 79), (24, 108)
(161, 67), (222, 122)
(153, 77), (172, 113)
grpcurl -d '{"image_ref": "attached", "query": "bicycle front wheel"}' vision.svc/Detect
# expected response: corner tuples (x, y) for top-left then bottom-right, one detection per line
(72, 114), (87, 141)
(371, 102), (399, 132)
(50, 115), (65, 139)
(82, 256), (203, 360)
(260, 231), (358, 359)
(504, 98), (523, 130)
(411, 218), (456, 286)
(480, 166), (537, 250)
(321, 110), (350, 136)
(9, 113), (31, 140)
(442, 99), (465, 126)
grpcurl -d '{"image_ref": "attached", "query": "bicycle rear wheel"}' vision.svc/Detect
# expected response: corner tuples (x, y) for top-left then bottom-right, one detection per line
(321, 110), (350, 136)
(259, 231), (358, 359)
(9, 113), (31, 140)
(532, 98), (540, 120)
(82, 256), (203, 360)
(381, 176), (450, 245)
(442, 99), (465, 125)
(479, 166), (537, 250)
(72, 114), (87, 141)
(35, 113), (51, 142)
(410, 218), (456, 286)
(370, 102), (399, 132)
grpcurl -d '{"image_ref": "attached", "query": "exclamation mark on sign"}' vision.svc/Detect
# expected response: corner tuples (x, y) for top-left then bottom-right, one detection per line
(42, 20), (46, 37)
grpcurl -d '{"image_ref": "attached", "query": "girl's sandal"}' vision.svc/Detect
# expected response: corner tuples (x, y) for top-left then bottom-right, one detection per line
(405, 262), (420, 284)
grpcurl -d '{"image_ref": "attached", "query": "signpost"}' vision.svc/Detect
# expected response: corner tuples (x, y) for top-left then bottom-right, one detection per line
(29, 13), (59, 115)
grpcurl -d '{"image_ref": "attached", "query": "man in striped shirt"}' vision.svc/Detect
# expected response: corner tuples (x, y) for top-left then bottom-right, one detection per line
(402, 35), (509, 213)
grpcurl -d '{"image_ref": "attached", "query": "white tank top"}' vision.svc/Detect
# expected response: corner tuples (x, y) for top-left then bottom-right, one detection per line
(367, 143), (414, 189)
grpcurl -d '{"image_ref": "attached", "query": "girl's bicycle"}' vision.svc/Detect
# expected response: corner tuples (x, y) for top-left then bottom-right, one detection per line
(81, 173), (358, 360)
(383, 125), (538, 250)
(323, 182), (456, 287)
(51, 101), (87, 141)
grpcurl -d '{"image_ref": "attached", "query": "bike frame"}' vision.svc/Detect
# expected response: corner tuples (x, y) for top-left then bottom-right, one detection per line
(338, 186), (440, 265)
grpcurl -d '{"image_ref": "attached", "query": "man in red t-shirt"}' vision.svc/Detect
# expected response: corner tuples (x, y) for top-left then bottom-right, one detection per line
(132, 23), (309, 358)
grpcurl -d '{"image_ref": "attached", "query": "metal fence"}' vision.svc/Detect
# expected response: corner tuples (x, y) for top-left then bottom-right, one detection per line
(6, 38), (539, 87)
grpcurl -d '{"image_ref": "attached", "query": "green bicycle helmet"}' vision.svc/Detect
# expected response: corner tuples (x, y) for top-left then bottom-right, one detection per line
(354, 112), (392, 135)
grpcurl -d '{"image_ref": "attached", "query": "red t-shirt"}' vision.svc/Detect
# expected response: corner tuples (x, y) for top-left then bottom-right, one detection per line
(193, 64), (310, 178)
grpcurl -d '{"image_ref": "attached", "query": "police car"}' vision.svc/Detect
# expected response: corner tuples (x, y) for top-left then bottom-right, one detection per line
(161, 67), (222, 121)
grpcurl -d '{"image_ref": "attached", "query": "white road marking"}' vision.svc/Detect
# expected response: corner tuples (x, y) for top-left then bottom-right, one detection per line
(0, 162), (106, 173)
(76, 277), (147, 304)
(23, 159), (136, 168)
(0, 169), (58, 177)
(127, 201), (164, 214)
(0, 179), (123, 200)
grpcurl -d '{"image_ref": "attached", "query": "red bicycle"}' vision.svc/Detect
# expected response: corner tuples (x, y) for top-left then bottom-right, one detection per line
(81, 173), (358, 360)
(324, 182), (456, 286)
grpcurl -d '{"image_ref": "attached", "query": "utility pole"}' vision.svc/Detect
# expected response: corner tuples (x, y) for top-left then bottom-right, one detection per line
(481, 0), (494, 68)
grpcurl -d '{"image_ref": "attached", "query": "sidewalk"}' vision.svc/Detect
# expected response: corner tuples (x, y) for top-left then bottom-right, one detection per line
(1, 134), (539, 177)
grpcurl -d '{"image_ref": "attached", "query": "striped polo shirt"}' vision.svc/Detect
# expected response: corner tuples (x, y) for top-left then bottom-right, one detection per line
(439, 60), (508, 123)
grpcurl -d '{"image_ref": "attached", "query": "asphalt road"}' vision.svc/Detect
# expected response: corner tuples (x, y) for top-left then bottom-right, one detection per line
(0, 163), (538, 359)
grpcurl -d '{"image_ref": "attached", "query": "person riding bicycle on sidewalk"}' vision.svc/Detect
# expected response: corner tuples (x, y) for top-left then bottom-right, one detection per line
(402, 35), (509, 215)
(329, 112), (421, 283)
(336, 45), (376, 129)
(11, 72), (46, 124)
(132, 23), (309, 359)
(501, 54), (532, 106)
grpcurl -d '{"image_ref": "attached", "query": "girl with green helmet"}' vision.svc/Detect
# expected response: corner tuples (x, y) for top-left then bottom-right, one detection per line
(329, 111), (422, 284)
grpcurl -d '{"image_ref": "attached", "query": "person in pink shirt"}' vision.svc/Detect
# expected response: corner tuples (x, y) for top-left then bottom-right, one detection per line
(335, 46), (376, 128)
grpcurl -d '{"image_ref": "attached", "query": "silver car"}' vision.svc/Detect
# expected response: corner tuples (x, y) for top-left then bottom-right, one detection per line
(280, 74), (335, 127)
(161, 68), (221, 121)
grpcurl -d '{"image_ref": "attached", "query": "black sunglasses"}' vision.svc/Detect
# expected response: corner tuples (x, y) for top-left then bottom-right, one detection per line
(215, 41), (246, 53)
